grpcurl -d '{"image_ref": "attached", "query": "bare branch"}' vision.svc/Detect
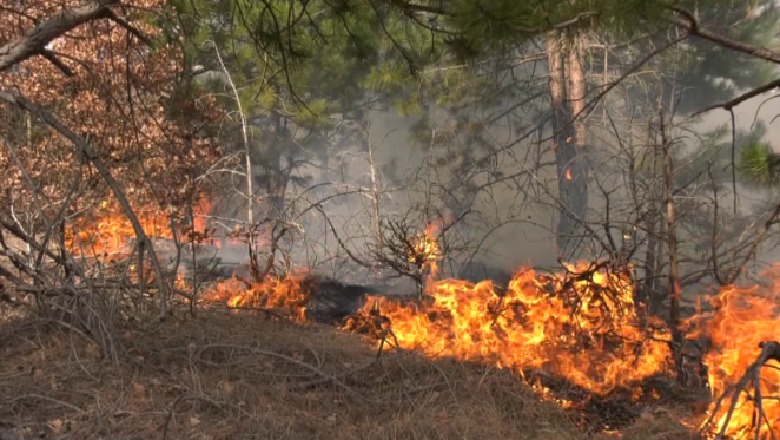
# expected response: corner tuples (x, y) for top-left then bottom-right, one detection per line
(40, 49), (74, 76)
(0, 90), (171, 321)
(0, 0), (120, 72)
(106, 9), (154, 46)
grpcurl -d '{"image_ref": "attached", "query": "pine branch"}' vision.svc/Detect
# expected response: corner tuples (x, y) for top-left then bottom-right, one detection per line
(692, 77), (780, 116)
(671, 6), (780, 65)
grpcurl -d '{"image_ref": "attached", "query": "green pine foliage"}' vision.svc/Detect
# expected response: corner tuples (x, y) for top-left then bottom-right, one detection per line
(738, 138), (778, 186)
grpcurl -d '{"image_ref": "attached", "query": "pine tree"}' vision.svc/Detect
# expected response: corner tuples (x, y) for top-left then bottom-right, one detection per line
(169, 0), (434, 223)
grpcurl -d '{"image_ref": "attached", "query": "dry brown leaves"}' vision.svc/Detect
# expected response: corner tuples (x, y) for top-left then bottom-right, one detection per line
(0, 0), (223, 218)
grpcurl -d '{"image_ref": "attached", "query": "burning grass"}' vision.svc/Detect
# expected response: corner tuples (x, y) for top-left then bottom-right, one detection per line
(199, 261), (780, 438)
(32, 206), (780, 438)
(0, 310), (694, 440)
(212, 262), (675, 397)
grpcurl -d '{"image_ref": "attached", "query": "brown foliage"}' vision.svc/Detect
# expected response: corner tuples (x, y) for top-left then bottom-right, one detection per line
(0, 0), (222, 223)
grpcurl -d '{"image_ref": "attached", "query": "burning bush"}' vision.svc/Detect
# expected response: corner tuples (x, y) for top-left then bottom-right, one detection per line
(347, 262), (673, 395)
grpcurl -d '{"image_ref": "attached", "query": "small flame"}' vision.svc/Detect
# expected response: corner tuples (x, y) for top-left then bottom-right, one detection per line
(565, 169), (572, 180)
(207, 274), (309, 322)
(409, 222), (442, 281)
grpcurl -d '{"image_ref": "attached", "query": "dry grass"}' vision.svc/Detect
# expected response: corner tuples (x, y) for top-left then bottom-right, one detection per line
(0, 307), (702, 440)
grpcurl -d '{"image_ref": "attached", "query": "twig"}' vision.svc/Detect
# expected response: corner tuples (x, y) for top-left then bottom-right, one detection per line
(6, 393), (85, 414)
(287, 361), (377, 391)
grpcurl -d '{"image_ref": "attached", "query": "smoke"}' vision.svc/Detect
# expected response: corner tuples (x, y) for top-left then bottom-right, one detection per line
(202, 57), (780, 294)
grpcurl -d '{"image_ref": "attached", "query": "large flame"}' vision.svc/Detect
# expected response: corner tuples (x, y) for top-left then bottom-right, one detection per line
(64, 204), (780, 436)
(688, 265), (780, 439)
(351, 262), (672, 395)
(205, 261), (672, 395)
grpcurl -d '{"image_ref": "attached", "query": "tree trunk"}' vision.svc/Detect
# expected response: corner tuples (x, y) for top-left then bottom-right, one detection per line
(642, 212), (659, 307)
(547, 31), (589, 260)
(658, 107), (684, 378)
(264, 109), (285, 220)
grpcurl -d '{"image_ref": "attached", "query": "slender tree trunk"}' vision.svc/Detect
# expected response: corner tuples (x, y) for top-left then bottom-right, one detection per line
(547, 31), (589, 260)
(265, 109), (285, 220)
(211, 42), (252, 226)
(642, 214), (658, 306)
(367, 132), (382, 250)
(658, 107), (683, 377)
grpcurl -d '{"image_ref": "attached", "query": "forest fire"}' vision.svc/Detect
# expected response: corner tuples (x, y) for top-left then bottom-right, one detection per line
(687, 265), (780, 439)
(350, 262), (673, 395)
(206, 274), (309, 322)
(64, 204), (780, 437)
(204, 259), (673, 396)
(203, 260), (780, 437)
(64, 197), (212, 258)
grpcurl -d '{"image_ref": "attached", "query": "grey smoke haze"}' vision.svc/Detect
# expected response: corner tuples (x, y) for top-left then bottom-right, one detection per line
(203, 61), (780, 288)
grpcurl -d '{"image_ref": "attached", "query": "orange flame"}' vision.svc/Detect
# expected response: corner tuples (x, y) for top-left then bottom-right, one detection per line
(688, 264), (780, 439)
(566, 168), (572, 180)
(206, 274), (309, 322)
(72, 197), (780, 436)
(65, 196), (212, 257)
(352, 262), (672, 394)
(409, 222), (442, 282)
(207, 261), (673, 396)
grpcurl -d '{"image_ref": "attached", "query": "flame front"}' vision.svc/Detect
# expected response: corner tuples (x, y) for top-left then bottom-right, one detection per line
(207, 274), (308, 322)
(66, 200), (780, 435)
(354, 262), (672, 394)
(689, 265), (780, 439)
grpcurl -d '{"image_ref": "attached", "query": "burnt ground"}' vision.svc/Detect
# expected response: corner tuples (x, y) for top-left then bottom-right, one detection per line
(0, 303), (705, 440)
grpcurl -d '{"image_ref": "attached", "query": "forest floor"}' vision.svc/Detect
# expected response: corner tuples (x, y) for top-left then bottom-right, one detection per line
(0, 305), (703, 440)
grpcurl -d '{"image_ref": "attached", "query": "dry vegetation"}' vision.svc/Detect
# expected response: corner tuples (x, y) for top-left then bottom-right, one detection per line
(0, 304), (698, 440)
